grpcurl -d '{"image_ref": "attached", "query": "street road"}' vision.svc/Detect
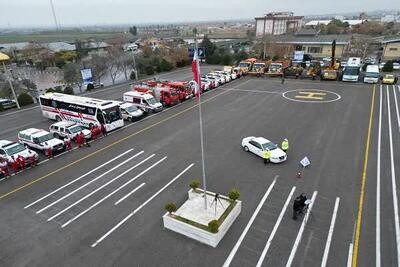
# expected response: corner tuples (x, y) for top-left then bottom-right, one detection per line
(0, 76), (398, 267)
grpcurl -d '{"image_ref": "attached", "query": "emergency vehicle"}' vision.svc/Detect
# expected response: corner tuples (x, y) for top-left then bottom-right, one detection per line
(39, 93), (124, 132)
(118, 102), (144, 121)
(123, 91), (163, 113)
(132, 83), (180, 107)
(18, 128), (65, 154)
(49, 121), (92, 140)
(0, 140), (39, 164)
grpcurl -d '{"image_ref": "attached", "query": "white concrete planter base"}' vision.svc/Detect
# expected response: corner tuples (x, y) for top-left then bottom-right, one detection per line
(163, 189), (241, 247)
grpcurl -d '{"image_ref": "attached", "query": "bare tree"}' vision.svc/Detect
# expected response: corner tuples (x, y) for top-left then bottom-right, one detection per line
(108, 60), (122, 85)
(84, 55), (108, 84)
(63, 62), (83, 92)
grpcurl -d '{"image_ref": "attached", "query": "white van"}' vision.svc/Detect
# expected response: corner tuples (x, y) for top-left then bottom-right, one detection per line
(49, 121), (91, 140)
(18, 128), (65, 154)
(363, 65), (380, 84)
(123, 91), (163, 113)
(0, 140), (39, 164)
(118, 102), (144, 121)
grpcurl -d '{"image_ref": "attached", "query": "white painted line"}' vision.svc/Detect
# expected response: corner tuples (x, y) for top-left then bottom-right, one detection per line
(114, 182), (146, 205)
(221, 88), (281, 94)
(386, 85), (400, 265)
(24, 149), (133, 209)
(393, 85), (400, 132)
(256, 186), (296, 267)
(222, 176), (278, 267)
(90, 163), (194, 247)
(321, 197), (340, 267)
(38, 151), (143, 214)
(347, 243), (354, 267)
(376, 85), (383, 267)
(51, 154), (156, 223)
(285, 191), (318, 267)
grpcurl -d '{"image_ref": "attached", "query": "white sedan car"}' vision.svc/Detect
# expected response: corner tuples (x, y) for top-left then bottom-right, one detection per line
(241, 136), (287, 163)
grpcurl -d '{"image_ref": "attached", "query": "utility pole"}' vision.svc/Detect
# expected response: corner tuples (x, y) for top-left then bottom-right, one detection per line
(2, 61), (20, 109)
(132, 50), (138, 80)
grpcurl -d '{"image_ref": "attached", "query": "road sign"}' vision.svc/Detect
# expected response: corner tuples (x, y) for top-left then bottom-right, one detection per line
(81, 68), (93, 84)
(294, 51), (304, 62)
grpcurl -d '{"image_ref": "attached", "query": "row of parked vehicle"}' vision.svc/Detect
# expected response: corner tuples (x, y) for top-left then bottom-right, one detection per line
(0, 69), (241, 178)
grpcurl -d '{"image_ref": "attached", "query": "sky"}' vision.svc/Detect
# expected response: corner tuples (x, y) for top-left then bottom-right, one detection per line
(0, 0), (399, 28)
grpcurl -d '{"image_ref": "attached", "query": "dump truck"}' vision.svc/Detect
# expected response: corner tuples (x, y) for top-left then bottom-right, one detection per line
(248, 60), (272, 77)
(283, 64), (304, 78)
(265, 59), (291, 77)
(238, 58), (257, 76)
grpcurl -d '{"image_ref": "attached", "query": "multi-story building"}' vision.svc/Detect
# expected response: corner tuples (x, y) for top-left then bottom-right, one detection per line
(255, 12), (303, 37)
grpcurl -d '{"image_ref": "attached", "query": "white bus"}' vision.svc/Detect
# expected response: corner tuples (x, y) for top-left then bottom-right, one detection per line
(342, 57), (361, 82)
(363, 65), (380, 84)
(39, 93), (124, 132)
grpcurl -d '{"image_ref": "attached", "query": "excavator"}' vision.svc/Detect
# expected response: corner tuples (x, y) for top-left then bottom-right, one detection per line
(320, 40), (341, 81)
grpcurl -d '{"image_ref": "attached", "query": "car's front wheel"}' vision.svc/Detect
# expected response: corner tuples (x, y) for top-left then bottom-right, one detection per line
(244, 146), (249, 152)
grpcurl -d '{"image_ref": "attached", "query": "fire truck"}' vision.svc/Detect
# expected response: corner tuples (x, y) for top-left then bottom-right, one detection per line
(161, 81), (193, 101)
(132, 82), (180, 107)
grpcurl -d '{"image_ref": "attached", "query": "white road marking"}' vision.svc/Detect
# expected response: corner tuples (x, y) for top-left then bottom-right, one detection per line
(285, 191), (318, 267)
(376, 85), (383, 267)
(221, 88), (281, 94)
(50, 154), (156, 222)
(321, 197), (340, 267)
(38, 151), (143, 214)
(387, 85), (400, 265)
(222, 175), (278, 267)
(24, 149), (133, 209)
(393, 85), (400, 132)
(256, 186), (296, 267)
(114, 182), (146, 205)
(90, 163), (194, 247)
(347, 243), (354, 267)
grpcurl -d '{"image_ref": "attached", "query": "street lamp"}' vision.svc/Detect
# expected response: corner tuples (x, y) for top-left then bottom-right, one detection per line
(0, 52), (20, 109)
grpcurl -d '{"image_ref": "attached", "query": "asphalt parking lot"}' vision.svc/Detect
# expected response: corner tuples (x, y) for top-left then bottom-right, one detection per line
(0, 74), (399, 266)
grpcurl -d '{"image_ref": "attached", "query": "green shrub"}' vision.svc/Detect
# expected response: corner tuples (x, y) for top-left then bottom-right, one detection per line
(228, 189), (240, 201)
(63, 86), (74, 95)
(208, 220), (219, 233)
(189, 180), (201, 191)
(382, 61), (394, 72)
(272, 55), (280, 61)
(165, 202), (177, 214)
(86, 83), (94, 91)
(17, 93), (34, 106)
(145, 65), (155, 75)
(0, 105), (4, 112)
(159, 59), (174, 72)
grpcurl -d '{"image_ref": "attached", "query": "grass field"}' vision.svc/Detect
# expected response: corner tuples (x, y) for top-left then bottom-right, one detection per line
(0, 31), (131, 44)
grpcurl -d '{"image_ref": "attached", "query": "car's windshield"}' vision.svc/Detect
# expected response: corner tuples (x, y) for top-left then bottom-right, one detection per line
(254, 63), (264, 68)
(344, 67), (360, 76)
(270, 64), (282, 69)
(262, 142), (277, 151)
(125, 105), (139, 113)
(69, 125), (83, 134)
(365, 72), (380, 78)
(146, 97), (157, 105)
(4, 143), (26, 155)
(37, 133), (54, 143)
(239, 62), (250, 67)
(385, 75), (394, 79)
(102, 106), (122, 123)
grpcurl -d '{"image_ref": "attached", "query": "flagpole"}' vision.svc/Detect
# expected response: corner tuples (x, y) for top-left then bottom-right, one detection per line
(195, 35), (208, 210)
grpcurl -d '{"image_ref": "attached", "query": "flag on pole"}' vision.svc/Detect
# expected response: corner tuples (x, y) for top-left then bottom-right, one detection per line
(191, 49), (201, 100)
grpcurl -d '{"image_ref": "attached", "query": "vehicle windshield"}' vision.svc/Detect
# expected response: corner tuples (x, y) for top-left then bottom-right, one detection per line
(4, 143), (26, 155)
(344, 67), (360, 76)
(254, 63), (265, 68)
(125, 105), (139, 113)
(270, 64), (282, 69)
(239, 62), (250, 67)
(385, 75), (394, 79)
(102, 106), (122, 123)
(146, 97), (157, 105)
(37, 133), (54, 143)
(262, 142), (277, 151)
(365, 72), (380, 78)
(69, 125), (83, 133)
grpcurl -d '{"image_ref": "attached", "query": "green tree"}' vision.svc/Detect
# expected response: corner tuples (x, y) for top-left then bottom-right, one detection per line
(63, 86), (74, 95)
(17, 92), (34, 106)
(165, 202), (177, 214)
(382, 61), (394, 72)
(21, 79), (37, 90)
(63, 63), (83, 92)
(129, 26), (138, 36)
(234, 50), (249, 64)
(200, 36), (217, 60)
(189, 180), (201, 191)
(221, 54), (233, 65)
(228, 189), (240, 201)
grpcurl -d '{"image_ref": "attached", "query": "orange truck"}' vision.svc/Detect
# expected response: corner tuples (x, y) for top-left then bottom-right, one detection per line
(248, 60), (272, 77)
(238, 58), (257, 76)
(265, 59), (291, 77)
(161, 81), (193, 101)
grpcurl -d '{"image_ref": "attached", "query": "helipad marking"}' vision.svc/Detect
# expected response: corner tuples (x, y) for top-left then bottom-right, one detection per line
(295, 91), (327, 100)
(282, 89), (341, 103)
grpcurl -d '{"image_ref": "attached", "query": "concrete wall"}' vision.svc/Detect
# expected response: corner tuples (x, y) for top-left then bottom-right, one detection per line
(298, 44), (345, 59)
(383, 42), (400, 60)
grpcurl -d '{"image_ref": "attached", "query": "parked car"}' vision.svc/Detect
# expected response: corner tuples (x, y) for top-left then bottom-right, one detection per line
(0, 140), (39, 164)
(85, 82), (104, 90)
(49, 121), (91, 140)
(241, 136), (287, 163)
(213, 71), (232, 82)
(202, 76), (219, 87)
(18, 128), (65, 154)
(393, 62), (400, 70)
(206, 74), (224, 85)
(0, 98), (17, 110)
(118, 102), (144, 121)
(201, 78), (214, 90)
(382, 74), (397, 85)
